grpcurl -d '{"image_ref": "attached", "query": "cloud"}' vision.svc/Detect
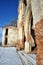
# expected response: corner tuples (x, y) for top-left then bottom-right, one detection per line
(0, 27), (2, 34)
(0, 27), (2, 42)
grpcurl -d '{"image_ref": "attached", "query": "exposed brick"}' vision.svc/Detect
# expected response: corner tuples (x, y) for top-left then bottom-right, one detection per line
(35, 19), (43, 65)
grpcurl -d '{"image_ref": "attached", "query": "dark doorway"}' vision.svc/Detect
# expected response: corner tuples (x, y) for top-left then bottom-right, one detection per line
(5, 38), (7, 45)
(5, 28), (8, 35)
(23, 0), (27, 6)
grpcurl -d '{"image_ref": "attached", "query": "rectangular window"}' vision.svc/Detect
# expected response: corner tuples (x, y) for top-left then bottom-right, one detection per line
(5, 38), (7, 45)
(5, 28), (8, 35)
(23, 0), (27, 6)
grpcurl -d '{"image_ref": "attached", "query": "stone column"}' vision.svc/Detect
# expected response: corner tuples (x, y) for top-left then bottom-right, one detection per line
(24, 0), (31, 53)
(31, 0), (43, 65)
(17, 0), (25, 50)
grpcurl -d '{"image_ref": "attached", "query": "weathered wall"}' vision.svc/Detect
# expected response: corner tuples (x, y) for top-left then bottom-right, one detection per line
(2, 26), (18, 47)
(8, 27), (18, 46)
(31, 0), (43, 28)
(35, 19), (43, 65)
(24, 0), (31, 53)
(31, 0), (43, 65)
(2, 28), (6, 46)
(17, 0), (35, 51)
(17, 0), (25, 49)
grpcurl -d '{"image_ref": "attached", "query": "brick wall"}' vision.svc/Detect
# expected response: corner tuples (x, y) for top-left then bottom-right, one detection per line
(35, 19), (43, 65)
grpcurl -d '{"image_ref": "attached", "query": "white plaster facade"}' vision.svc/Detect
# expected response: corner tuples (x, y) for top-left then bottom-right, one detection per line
(31, 0), (43, 28)
(2, 26), (18, 46)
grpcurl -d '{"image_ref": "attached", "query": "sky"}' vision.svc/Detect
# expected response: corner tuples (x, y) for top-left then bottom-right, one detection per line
(0, 0), (18, 42)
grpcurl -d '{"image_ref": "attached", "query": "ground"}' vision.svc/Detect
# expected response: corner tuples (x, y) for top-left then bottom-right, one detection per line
(0, 47), (36, 65)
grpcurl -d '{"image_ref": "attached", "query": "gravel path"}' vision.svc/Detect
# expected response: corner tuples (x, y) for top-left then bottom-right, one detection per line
(0, 47), (36, 65)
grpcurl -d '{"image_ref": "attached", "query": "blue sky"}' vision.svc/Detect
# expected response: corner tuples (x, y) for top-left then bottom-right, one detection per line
(0, 0), (18, 42)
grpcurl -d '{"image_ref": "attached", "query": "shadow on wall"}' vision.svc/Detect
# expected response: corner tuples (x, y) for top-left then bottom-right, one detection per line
(31, 15), (37, 51)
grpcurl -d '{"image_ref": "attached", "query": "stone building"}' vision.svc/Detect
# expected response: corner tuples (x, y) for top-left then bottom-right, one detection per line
(17, 0), (35, 52)
(2, 0), (35, 52)
(2, 1), (43, 64)
(2, 20), (18, 47)
(17, 0), (43, 64)
(31, 0), (43, 65)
